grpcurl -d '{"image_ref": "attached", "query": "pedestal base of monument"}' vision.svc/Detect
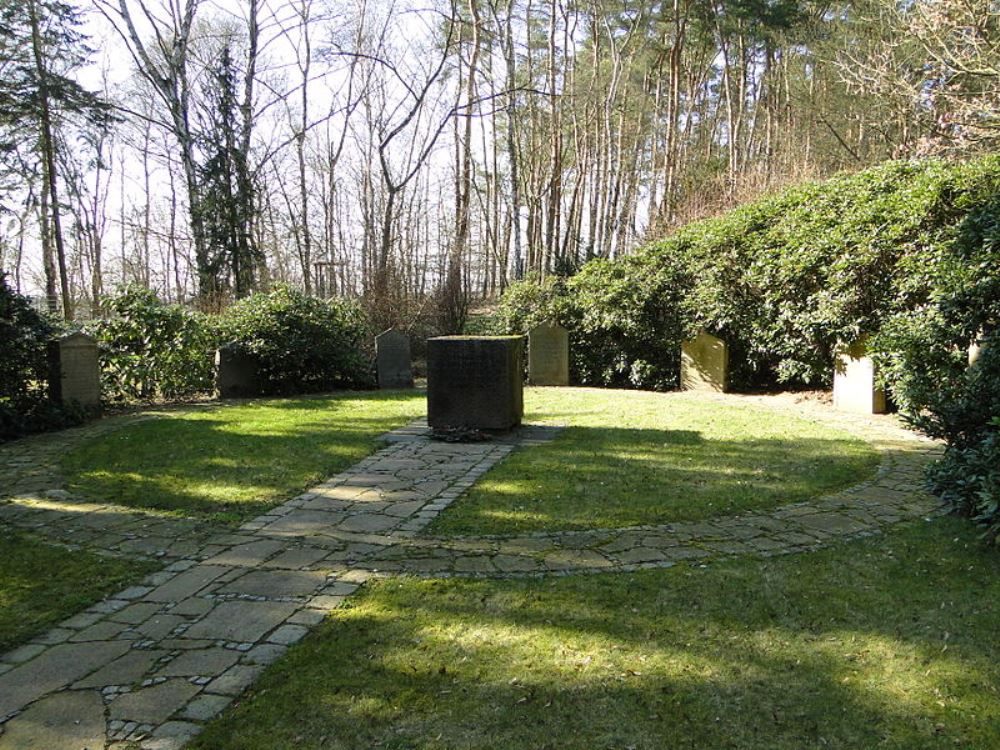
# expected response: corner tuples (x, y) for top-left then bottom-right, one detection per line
(427, 336), (524, 431)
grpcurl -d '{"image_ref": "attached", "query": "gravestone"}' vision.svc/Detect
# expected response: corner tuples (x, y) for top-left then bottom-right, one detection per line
(375, 329), (413, 389)
(528, 323), (569, 386)
(427, 336), (523, 430)
(216, 343), (261, 398)
(968, 337), (989, 367)
(833, 338), (887, 414)
(48, 332), (101, 408)
(680, 330), (729, 392)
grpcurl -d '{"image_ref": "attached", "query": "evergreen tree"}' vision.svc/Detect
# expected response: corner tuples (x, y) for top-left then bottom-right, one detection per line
(0, 0), (111, 319)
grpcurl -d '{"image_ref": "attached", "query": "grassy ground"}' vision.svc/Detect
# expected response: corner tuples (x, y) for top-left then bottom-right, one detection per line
(429, 388), (879, 535)
(61, 391), (424, 523)
(190, 516), (999, 750)
(0, 531), (157, 652)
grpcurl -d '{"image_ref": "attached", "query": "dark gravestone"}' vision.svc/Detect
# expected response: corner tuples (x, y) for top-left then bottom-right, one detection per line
(375, 329), (413, 389)
(528, 323), (569, 386)
(427, 336), (524, 430)
(216, 343), (261, 398)
(48, 332), (101, 408)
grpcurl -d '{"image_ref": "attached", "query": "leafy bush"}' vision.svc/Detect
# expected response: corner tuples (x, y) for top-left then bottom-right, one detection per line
(928, 418), (1000, 545)
(219, 286), (372, 394)
(0, 274), (85, 440)
(496, 156), (1000, 394)
(492, 256), (693, 390)
(92, 286), (217, 402)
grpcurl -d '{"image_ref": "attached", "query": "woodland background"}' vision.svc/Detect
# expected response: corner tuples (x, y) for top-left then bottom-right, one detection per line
(2, 0), (998, 331)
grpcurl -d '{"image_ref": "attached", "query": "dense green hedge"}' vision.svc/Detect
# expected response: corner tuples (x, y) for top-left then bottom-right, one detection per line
(92, 286), (218, 402)
(0, 274), (86, 440)
(493, 156), (1000, 539)
(218, 287), (373, 394)
(496, 157), (1000, 391)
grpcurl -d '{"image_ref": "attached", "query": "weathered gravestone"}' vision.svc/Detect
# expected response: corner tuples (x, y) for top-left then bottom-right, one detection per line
(968, 335), (990, 368)
(48, 332), (101, 408)
(216, 343), (261, 398)
(680, 330), (729, 392)
(427, 336), (524, 430)
(833, 338), (887, 414)
(376, 329), (413, 389)
(528, 323), (569, 386)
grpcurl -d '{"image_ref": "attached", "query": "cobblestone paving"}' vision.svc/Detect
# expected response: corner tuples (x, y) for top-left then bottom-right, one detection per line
(0, 395), (944, 749)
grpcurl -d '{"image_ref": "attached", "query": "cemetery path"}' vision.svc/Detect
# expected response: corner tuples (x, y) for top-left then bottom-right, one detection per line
(0, 395), (944, 749)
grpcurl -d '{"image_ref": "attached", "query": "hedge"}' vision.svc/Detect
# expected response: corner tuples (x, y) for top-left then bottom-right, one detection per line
(493, 155), (1000, 539)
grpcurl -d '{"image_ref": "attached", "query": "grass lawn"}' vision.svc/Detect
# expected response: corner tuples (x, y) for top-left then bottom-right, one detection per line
(189, 516), (999, 750)
(0, 531), (158, 652)
(61, 391), (424, 523)
(429, 388), (879, 535)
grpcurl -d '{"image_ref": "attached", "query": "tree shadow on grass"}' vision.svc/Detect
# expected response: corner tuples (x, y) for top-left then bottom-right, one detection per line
(59, 397), (424, 523)
(430, 425), (881, 535)
(188, 519), (1000, 750)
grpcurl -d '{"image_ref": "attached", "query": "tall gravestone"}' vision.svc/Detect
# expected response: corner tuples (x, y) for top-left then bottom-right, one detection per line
(833, 338), (887, 414)
(680, 330), (729, 392)
(48, 332), (101, 408)
(376, 329), (413, 389)
(216, 343), (261, 398)
(528, 323), (569, 386)
(427, 336), (524, 430)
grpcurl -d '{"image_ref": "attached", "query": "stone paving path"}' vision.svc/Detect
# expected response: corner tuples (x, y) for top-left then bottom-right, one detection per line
(0, 395), (944, 749)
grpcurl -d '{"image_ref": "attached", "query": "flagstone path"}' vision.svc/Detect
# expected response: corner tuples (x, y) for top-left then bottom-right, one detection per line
(0, 395), (944, 749)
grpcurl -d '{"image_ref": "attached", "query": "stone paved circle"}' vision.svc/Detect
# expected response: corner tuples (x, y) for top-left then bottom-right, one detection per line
(0, 393), (944, 749)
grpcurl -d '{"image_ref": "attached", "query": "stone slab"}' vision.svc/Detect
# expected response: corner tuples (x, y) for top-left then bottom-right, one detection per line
(109, 678), (202, 724)
(218, 569), (327, 599)
(0, 640), (131, 718)
(74, 649), (169, 689)
(528, 323), (569, 386)
(157, 648), (240, 678)
(183, 600), (297, 643)
(216, 343), (261, 398)
(0, 689), (105, 750)
(48, 331), (101, 408)
(680, 330), (728, 392)
(376, 329), (413, 389)
(144, 566), (229, 603)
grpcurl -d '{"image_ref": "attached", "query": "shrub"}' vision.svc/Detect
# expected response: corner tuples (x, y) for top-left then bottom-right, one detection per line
(0, 274), (85, 440)
(219, 287), (372, 394)
(492, 257), (692, 390)
(92, 286), (217, 402)
(495, 156), (1000, 394)
(928, 420), (1000, 545)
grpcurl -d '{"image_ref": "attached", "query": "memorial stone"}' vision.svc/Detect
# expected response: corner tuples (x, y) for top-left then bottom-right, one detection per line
(968, 336), (990, 367)
(427, 336), (523, 430)
(375, 329), (413, 389)
(833, 338), (887, 414)
(216, 343), (261, 398)
(680, 330), (729, 392)
(48, 332), (101, 407)
(528, 323), (569, 386)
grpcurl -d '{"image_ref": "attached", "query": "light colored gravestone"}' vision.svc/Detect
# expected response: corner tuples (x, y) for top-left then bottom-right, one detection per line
(427, 336), (524, 430)
(376, 329), (413, 389)
(680, 330), (729, 392)
(968, 337), (988, 367)
(833, 338), (887, 414)
(528, 323), (569, 386)
(216, 342), (261, 398)
(48, 331), (101, 407)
